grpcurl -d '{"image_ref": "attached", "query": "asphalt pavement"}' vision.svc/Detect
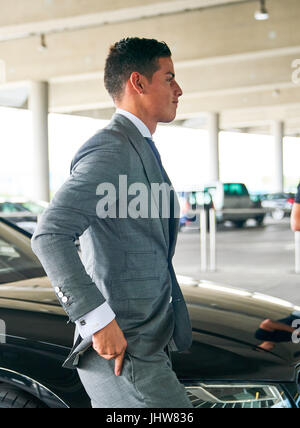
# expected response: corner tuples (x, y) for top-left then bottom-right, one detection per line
(173, 217), (300, 305)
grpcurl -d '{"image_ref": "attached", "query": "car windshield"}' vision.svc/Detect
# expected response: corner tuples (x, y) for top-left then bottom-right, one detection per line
(0, 202), (31, 213)
(0, 224), (45, 284)
(0, 201), (46, 215)
(266, 193), (289, 200)
(188, 192), (212, 206)
(20, 201), (46, 214)
(223, 183), (249, 197)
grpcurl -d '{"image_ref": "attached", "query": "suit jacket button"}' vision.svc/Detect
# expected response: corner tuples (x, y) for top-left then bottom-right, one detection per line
(58, 292), (64, 298)
(62, 297), (68, 304)
(55, 287), (60, 293)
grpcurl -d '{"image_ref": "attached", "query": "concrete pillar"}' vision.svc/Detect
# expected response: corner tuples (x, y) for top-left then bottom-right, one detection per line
(272, 121), (284, 193)
(29, 81), (50, 202)
(207, 112), (220, 182)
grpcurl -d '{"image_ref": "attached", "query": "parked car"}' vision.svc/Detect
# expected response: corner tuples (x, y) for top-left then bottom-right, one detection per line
(0, 199), (48, 234)
(179, 183), (268, 229)
(177, 190), (214, 231)
(0, 218), (299, 408)
(205, 182), (268, 228)
(0, 199), (48, 215)
(260, 193), (295, 221)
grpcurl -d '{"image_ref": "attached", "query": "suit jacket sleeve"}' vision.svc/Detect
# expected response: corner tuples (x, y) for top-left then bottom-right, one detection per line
(31, 144), (126, 323)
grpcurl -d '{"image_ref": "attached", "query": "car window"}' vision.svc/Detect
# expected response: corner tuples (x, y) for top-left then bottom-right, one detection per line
(20, 202), (45, 214)
(187, 192), (212, 207)
(205, 186), (218, 201)
(0, 202), (28, 213)
(267, 194), (285, 200)
(0, 233), (45, 284)
(223, 183), (249, 197)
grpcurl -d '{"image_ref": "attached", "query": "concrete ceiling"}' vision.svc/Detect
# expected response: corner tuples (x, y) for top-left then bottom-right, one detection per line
(0, 0), (300, 135)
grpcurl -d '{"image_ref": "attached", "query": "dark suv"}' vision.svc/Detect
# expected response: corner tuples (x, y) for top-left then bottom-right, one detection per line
(0, 218), (299, 408)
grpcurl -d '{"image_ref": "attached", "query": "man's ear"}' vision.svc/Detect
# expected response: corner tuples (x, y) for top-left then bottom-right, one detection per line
(129, 72), (144, 95)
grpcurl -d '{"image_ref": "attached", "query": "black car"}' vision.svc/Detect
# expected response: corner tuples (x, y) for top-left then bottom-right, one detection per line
(0, 218), (299, 408)
(0, 199), (48, 234)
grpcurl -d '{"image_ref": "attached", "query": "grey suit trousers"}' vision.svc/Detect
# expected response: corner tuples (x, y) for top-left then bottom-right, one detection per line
(77, 346), (193, 408)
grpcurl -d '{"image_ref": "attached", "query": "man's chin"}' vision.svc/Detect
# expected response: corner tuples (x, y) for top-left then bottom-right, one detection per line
(159, 112), (177, 124)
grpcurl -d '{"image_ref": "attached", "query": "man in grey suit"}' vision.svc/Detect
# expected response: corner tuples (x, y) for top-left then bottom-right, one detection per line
(31, 37), (193, 408)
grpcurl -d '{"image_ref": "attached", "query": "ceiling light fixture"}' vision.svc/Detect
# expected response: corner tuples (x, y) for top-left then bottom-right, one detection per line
(255, 0), (269, 21)
(38, 34), (48, 51)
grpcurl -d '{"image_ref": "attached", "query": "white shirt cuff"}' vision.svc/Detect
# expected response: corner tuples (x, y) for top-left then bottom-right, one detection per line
(75, 302), (116, 339)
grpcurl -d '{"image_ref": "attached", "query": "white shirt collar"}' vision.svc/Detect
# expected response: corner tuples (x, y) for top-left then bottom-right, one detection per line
(116, 108), (152, 139)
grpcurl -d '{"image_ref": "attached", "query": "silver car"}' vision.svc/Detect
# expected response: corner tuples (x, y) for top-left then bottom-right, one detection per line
(261, 193), (295, 221)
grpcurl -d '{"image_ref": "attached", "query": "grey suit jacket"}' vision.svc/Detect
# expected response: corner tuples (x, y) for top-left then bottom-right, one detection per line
(31, 113), (192, 368)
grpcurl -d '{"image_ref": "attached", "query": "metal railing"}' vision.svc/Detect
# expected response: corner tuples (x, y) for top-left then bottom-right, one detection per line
(200, 208), (217, 272)
(200, 215), (300, 275)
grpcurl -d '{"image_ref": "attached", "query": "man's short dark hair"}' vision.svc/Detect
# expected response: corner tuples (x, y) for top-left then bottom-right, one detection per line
(104, 37), (172, 101)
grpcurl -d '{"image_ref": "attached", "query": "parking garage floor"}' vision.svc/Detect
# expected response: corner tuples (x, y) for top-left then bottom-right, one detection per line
(173, 217), (300, 306)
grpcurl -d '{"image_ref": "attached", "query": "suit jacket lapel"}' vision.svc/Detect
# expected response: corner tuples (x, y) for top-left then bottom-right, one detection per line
(111, 114), (170, 250)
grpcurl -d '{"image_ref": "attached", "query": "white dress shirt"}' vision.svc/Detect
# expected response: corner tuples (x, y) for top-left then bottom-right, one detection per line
(115, 108), (152, 139)
(76, 109), (152, 338)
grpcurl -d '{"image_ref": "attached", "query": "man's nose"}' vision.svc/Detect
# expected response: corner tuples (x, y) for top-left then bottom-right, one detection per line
(175, 81), (183, 97)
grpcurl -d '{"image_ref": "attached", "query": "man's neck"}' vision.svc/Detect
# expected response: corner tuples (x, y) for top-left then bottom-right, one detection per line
(116, 108), (152, 139)
(115, 104), (157, 135)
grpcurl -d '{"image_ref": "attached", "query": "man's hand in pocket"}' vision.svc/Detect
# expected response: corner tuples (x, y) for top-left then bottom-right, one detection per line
(92, 319), (127, 376)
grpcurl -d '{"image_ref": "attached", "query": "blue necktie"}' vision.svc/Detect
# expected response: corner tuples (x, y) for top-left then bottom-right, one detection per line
(145, 137), (164, 174)
(145, 138), (176, 245)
